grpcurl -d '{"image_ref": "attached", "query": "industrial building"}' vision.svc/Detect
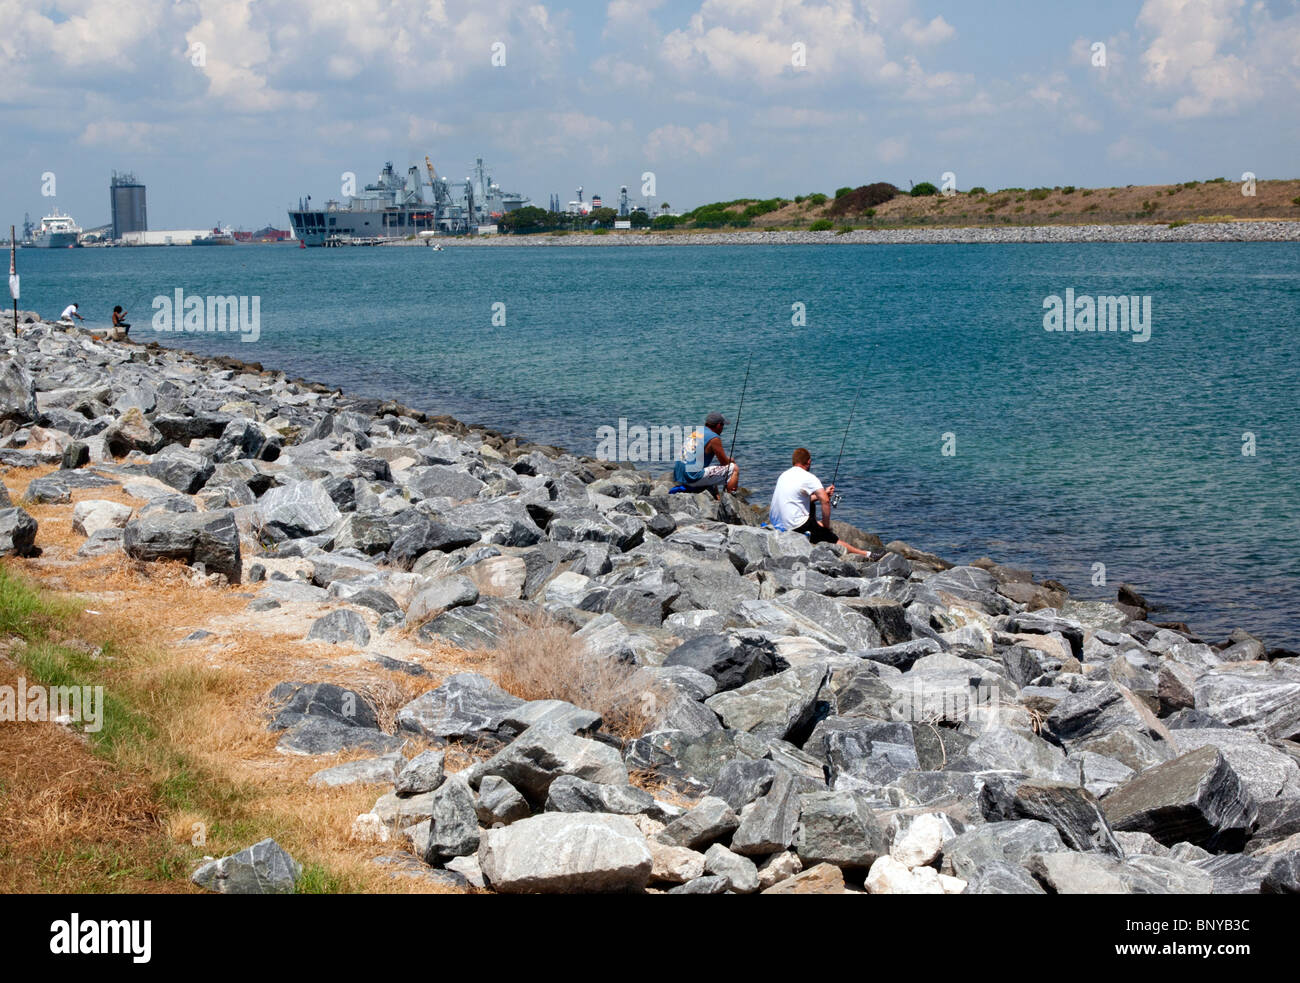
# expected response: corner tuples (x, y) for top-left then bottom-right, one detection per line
(110, 171), (147, 240)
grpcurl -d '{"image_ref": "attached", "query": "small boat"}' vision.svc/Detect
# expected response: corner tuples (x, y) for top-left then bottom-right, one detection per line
(192, 225), (236, 246)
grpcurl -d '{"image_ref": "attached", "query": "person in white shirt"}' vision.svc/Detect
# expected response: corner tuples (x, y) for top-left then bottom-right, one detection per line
(60, 303), (84, 323)
(768, 447), (872, 557)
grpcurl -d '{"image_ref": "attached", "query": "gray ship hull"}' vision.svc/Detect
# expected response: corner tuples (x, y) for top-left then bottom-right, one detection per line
(24, 232), (80, 248)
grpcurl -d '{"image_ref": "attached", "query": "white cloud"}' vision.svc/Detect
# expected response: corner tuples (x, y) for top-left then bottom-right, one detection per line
(643, 120), (731, 160)
(900, 15), (955, 45)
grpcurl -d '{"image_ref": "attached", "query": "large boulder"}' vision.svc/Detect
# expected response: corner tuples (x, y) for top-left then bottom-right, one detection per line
(1102, 746), (1258, 851)
(0, 357), (38, 424)
(122, 509), (241, 582)
(395, 672), (525, 744)
(0, 507), (38, 557)
(663, 634), (782, 692)
(477, 723), (629, 804)
(478, 813), (652, 893)
(258, 480), (342, 539)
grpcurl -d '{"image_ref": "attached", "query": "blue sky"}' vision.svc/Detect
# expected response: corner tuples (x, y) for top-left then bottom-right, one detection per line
(3, 0), (1297, 230)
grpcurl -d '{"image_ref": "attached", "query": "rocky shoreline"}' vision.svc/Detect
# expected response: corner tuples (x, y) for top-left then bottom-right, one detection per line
(393, 220), (1300, 247)
(2, 312), (1298, 895)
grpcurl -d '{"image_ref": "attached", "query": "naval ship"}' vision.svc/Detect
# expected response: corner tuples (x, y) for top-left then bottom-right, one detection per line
(23, 210), (83, 248)
(288, 156), (529, 245)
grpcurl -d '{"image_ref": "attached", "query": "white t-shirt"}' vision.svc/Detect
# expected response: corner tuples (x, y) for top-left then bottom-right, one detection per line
(61, 305), (77, 319)
(769, 466), (824, 531)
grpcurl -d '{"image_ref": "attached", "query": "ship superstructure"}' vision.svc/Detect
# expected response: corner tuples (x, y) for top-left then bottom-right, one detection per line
(288, 156), (529, 245)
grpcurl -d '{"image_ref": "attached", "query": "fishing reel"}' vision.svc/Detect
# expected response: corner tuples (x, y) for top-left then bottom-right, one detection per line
(830, 491), (842, 508)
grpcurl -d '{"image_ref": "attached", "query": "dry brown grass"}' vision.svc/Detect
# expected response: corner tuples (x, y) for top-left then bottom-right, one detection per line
(0, 655), (187, 893)
(490, 612), (664, 741)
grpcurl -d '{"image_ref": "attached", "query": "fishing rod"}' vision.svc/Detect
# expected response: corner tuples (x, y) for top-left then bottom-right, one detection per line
(829, 344), (876, 507)
(728, 353), (752, 458)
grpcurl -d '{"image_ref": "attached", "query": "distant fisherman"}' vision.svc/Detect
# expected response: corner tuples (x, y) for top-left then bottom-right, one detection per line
(674, 412), (739, 496)
(768, 447), (872, 557)
(59, 302), (84, 324)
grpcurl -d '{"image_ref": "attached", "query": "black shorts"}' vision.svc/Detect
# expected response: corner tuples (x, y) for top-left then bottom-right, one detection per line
(793, 513), (838, 545)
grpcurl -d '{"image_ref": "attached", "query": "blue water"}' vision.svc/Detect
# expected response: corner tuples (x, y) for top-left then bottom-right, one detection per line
(16, 242), (1300, 646)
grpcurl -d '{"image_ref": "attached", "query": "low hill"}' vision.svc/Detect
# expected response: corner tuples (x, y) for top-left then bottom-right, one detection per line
(656, 178), (1300, 232)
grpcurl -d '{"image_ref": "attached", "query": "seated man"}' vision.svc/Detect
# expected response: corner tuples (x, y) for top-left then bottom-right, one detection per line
(768, 447), (872, 557)
(674, 411), (739, 495)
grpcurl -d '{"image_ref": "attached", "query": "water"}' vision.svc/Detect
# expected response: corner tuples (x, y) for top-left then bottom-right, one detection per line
(16, 241), (1300, 646)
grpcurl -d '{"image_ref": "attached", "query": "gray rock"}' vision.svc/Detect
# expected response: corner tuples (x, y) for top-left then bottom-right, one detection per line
(122, 509), (241, 582)
(943, 820), (1069, 880)
(655, 796), (740, 850)
(395, 749), (446, 797)
(0, 357), (39, 424)
(703, 843), (759, 894)
(1026, 852), (1165, 894)
(259, 480), (342, 539)
(478, 723), (629, 804)
(306, 608), (371, 647)
(730, 771), (807, 856)
(980, 777), (1121, 855)
(475, 775), (532, 826)
(704, 665), (827, 744)
(1044, 682), (1170, 746)
(478, 812), (652, 893)
(795, 790), (889, 870)
(1102, 745), (1258, 850)
(545, 775), (657, 817)
(0, 507), (38, 556)
(267, 680), (380, 731)
(276, 717), (402, 756)
(389, 517), (481, 570)
(146, 445), (215, 494)
(424, 776), (481, 863)
(308, 753), (403, 788)
(667, 874), (730, 894)
(964, 860), (1046, 894)
(395, 672), (526, 744)
(191, 838), (300, 895)
(1194, 671), (1300, 742)
(663, 633), (781, 692)
(407, 575), (480, 624)
(710, 759), (778, 812)
(1167, 728), (1300, 802)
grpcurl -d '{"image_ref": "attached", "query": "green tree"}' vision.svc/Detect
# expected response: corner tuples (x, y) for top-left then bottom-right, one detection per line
(911, 182), (939, 197)
(629, 210), (651, 228)
(588, 207), (617, 227)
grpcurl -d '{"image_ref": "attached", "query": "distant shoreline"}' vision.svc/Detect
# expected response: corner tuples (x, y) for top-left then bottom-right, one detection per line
(388, 220), (1300, 247)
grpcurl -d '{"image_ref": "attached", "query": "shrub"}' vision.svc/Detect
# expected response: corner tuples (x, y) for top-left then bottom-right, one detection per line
(1292, 196), (1300, 206)
(836, 226), (853, 234)
(834, 186), (853, 198)
(863, 208), (876, 219)
(1207, 177), (1227, 183)
(1062, 186), (1076, 194)
(1028, 188), (1051, 201)
(1168, 220), (1188, 228)
(807, 193), (828, 206)
(911, 182), (939, 197)
(1141, 200), (1158, 213)
(1014, 205), (1025, 213)
(968, 186), (987, 195)
(809, 219), (834, 231)
(1166, 188), (1178, 196)
(794, 195), (805, 204)
(1081, 189), (1093, 197)
(491, 614), (667, 741)
(827, 182), (898, 216)
(650, 215), (680, 230)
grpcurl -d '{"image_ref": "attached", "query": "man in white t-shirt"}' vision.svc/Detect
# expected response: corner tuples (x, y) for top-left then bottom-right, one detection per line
(768, 447), (872, 557)
(60, 303), (84, 323)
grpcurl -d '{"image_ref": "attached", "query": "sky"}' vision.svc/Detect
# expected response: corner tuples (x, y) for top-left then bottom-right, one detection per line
(2, 0), (1298, 230)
